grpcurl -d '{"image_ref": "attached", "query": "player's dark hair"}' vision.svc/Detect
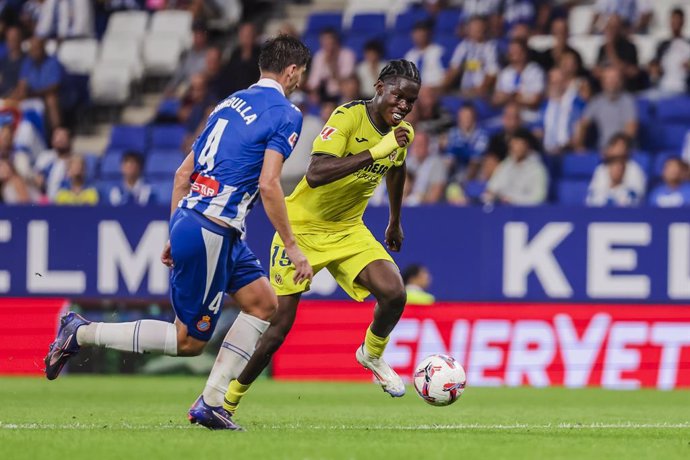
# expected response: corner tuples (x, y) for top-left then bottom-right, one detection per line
(259, 34), (311, 74)
(402, 264), (424, 285)
(377, 59), (421, 85)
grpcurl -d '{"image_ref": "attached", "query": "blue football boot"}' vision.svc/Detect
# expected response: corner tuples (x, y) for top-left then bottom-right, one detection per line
(188, 396), (244, 431)
(44, 312), (89, 380)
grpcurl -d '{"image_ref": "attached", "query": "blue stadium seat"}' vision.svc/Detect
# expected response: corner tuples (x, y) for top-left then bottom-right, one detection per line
(561, 153), (600, 178)
(150, 178), (174, 205)
(653, 151), (680, 177)
(148, 148), (184, 159)
(658, 123), (689, 151)
(302, 32), (321, 55)
(636, 97), (652, 123)
(150, 124), (186, 150)
(156, 98), (181, 119)
(108, 125), (148, 153)
(100, 150), (124, 180)
(463, 180), (486, 200)
(631, 151), (651, 176)
(344, 34), (381, 61)
(435, 8), (463, 35)
(440, 95), (463, 117)
(145, 151), (180, 178)
(656, 96), (690, 122)
(349, 13), (386, 35)
(386, 33), (413, 59)
(436, 34), (461, 67)
(557, 179), (589, 205)
(97, 180), (120, 203)
(394, 8), (430, 33)
(304, 12), (343, 35)
(82, 154), (100, 181)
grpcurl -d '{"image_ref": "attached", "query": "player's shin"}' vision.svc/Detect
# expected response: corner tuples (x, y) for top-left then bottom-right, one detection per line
(201, 312), (269, 407)
(76, 320), (178, 355)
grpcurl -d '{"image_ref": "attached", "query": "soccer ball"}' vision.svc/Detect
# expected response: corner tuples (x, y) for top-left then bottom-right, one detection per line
(413, 354), (466, 406)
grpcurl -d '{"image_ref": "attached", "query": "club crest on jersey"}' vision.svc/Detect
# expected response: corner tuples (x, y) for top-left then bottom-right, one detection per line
(274, 274), (283, 285)
(288, 132), (299, 149)
(196, 315), (211, 332)
(320, 126), (337, 141)
(191, 174), (220, 197)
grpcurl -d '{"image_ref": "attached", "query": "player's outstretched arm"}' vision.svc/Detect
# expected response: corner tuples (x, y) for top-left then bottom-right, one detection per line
(385, 161), (406, 252)
(260, 149), (313, 284)
(306, 126), (411, 188)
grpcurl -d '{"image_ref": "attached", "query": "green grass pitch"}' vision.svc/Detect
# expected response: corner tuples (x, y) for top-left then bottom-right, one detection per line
(0, 376), (689, 460)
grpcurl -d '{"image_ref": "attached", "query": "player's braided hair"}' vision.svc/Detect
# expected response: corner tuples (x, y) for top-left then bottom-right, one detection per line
(377, 59), (421, 85)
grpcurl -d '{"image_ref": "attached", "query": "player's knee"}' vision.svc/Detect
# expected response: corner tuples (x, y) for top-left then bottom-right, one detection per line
(377, 284), (407, 311)
(176, 336), (206, 356)
(244, 297), (277, 321)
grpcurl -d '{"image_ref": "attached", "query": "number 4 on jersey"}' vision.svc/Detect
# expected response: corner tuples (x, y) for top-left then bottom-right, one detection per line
(198, 118), (229, 171)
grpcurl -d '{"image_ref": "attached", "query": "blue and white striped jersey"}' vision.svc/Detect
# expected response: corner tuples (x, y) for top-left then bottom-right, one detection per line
(180, 78), (303, 234)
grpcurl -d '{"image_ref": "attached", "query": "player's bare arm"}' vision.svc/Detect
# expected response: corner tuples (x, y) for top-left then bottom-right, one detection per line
(260, 149), (313, 284)
(306, 126), (410, 188)
(385, 161), (406, 252)
(161, 152), (195, 268)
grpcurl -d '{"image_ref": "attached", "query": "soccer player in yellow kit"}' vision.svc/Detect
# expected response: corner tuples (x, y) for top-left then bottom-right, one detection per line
(223, 60), (421, 413)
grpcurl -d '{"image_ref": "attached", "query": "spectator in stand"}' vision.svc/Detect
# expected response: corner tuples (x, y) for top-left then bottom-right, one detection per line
(307, 28), (356, 102)
(537, 17), (583, 72)
(648, 157), (690, 207)
(203, 46), (224, 102)
(575, 66), (637, 151)
(593, 14), (643, 92)
(0, 124), (31, 179)
(404, 130), (448, 206)
(411, 85), (452, 134)
(0, 26), (25, 97)
(404, 20), (445, 88)
(462, 0), (503, 38)
(648, 8), (690, 96)
(20, 0), (44, 35)
(442, 102), (489, 180)
(164, 20), (209, 97)
(483, 128), (548, 205)
(559, 48), (588, 98)
(357, 41), (387, 99)
(33, 126), (72, 200)
(402, 264), (435, 305)
(534, 67), (586, 155)
(106, 151), (154, 206)
(54, 156), (98, 205)
(13, 36), (64, 130)
(36, 0), (94, 39)
(591, 0), (653, 34)
(586, 133), (645, 207)
(444, 16), (499, 98)
(0, 157), (32, 204)
(338, 75), (360, 105)
(493, 38), (545, 112)
(219, 22), (261, 97)
(486, 101), (524, 161)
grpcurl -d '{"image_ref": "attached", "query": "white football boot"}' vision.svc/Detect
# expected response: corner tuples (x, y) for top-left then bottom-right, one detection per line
(356, 344), (406, 397)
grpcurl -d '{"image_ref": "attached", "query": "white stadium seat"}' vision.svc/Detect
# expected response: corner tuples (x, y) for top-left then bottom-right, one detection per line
(143, 33), (183, 76)
(569, 5), (595, 36)
(528, 35), (555, 52)
(149, 10), (193, 49)
(89, 65), (131, 104)
(99, 37), (143, 80)
(57, 39), (98, 75)
(631, 35), (658, 66)
(104, 10), (149, 41)
(568, 35), (603, 69)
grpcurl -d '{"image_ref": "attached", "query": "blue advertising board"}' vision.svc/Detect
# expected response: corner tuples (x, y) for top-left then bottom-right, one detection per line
(1, 205), (689, 302)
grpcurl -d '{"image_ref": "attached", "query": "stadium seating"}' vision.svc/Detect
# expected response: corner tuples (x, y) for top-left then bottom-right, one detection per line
(108, 125), (148, 152)
(98, 37), (144, 81)
(393, 8), (430, 34)
(103, 10), (149, 42)
(561, 153), (600, 179)
(386, 33), (413, 59)
(150, 125), (186, 150)
(568, 35), (603, 69)
(631, 35), (657, 66)
(100, 150), (125, 179)
(89, 65), (131, 105)
(558, 179), (590, 205)
(143, 34), (183, 77)
(434, 8), (463, 36)
(658, 123), (689, 151)
(145, 151), (181, 178)
(568, 4), (595, 35)
(57, 39), (99, 75)
(654, 151), (679, 177)
(149, 10), (193, 49)
(528, 35), (555, 52)
(655, 96), (690, 123)
(349, 13), (386, 39)
(304, 12), (343, 35)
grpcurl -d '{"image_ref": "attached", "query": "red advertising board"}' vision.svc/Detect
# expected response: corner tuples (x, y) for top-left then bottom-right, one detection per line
(272, 301), (690, 389)
(0, 298), (67, 375)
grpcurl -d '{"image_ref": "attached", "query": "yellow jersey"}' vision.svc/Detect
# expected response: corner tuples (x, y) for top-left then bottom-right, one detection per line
(286, 100), (411, 233)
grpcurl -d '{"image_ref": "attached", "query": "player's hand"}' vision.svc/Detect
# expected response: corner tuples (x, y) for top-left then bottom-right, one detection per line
(161, 240), (174, 268)
(285, 244), (313, 284)
(385, 222), (404, 252)
(393, 126), (413, 148)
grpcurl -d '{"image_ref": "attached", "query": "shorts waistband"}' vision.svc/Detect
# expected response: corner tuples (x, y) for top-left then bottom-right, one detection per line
(180, 208), (237, 237)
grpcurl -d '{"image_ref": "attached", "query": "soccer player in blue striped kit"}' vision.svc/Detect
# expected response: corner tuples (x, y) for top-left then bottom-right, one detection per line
(44, 35), (314, 430)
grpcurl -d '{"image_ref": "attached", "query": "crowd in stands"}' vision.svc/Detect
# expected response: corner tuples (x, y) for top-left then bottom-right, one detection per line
(1, 0), (690, 209)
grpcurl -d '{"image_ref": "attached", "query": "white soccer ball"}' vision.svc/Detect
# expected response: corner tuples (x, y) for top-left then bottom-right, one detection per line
(413, 354), (466, 406)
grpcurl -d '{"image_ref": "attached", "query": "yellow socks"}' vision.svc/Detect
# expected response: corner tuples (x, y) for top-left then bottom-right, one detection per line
(223, 379), (251, 414)
(364, 326), (389, 359)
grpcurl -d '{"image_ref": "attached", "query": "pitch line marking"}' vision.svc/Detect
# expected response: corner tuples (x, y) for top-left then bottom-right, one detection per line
(1, 422), (689, 431)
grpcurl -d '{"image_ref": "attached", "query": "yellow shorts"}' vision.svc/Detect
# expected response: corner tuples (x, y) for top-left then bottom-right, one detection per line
(269, 224), (395, 302)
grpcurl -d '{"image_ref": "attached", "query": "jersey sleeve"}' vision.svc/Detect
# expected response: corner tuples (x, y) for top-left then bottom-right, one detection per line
(267, 105), (303, 160)
(311, 105), (355, 158)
